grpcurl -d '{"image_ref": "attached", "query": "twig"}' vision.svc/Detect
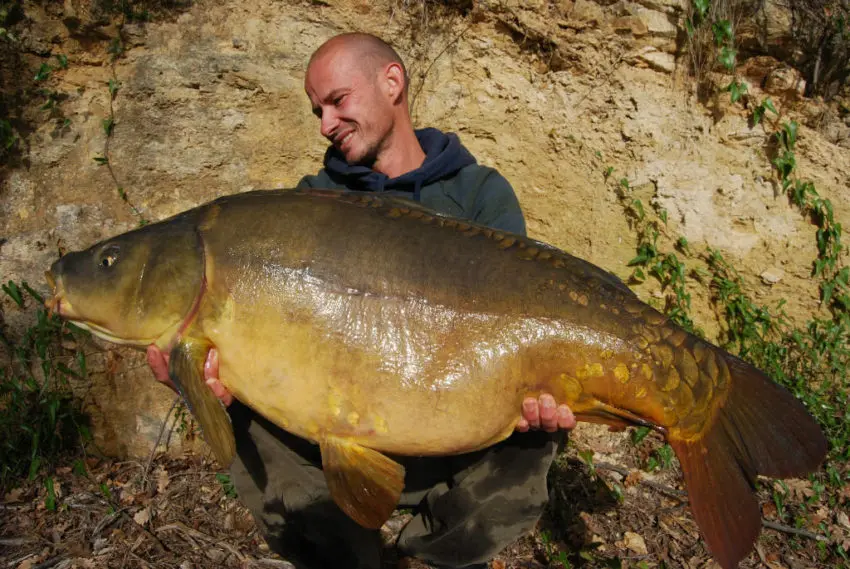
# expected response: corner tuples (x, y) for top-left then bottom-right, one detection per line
(32, 557), (67, 569)
(762, 519), (828, 542)
(410, 20), (475, 115)
(155, 521), (245, 560)
(595, 461), (687, 500)
(143, 396), (181, 494)
(0, 537), (36, 546)
(118, 510), (168, 554)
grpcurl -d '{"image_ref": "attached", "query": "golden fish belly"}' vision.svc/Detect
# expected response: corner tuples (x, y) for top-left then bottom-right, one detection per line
(197, 271), (670, 456)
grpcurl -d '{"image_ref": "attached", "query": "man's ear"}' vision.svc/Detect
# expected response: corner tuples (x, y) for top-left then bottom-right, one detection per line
(383, 62), (406, 104)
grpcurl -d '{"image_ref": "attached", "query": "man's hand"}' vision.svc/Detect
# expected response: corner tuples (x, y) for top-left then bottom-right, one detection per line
(146, 345), (233, 407)
(516, 394), (576, 433)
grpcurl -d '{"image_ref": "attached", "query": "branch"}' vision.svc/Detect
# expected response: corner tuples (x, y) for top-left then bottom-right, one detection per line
(762, 519), (828, 542)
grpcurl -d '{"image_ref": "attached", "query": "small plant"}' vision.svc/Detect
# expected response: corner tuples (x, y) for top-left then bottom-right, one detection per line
(215, 472), (238, 499)
(1, 281), (92, 492)
(540, 529), (573, 569)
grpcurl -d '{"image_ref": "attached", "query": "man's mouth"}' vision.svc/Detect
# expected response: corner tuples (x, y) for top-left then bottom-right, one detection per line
(335, 131), (354, 150)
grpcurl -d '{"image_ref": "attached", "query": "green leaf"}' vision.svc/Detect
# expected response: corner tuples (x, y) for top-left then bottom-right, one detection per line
(22, 281), (44, 304)
(718, 46), (737, 71)
(692, 0), (709, 20)
(102, 118), (114, 135)
(3, 281), (24, 307)
(763, 98), (777, 115)
(72, 459), (88, 477)
(781, 121), (798, 150)
(108, 79), (120, 97)
(45, 476), (57, 511)
(55, 54), (69, 69)
(93, 156), (109, 165)
(632, 426), (651, 444)
(726, 80), (747, 103)
(34, 63), (51, 81)
(712, 20), (733, 45)
(77, 351), (87, 377)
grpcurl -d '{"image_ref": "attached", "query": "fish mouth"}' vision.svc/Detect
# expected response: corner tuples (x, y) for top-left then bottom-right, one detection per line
(44, 270), (72, 319)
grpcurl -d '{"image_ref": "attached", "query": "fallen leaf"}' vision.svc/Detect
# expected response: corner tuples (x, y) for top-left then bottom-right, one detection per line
(623, 531), (648, 554)
(762, 502), (778, 518)
(490, 560), (506, 569)
(134, 507), (151, 526)
(624, 470), (643, 488)
(783, 479), (814, 501)
(157, 466), (170, 495)
(838, 511), (850, 530)
(4, 488), (24, 503)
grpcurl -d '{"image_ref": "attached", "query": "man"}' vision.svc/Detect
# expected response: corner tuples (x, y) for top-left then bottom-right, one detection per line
(148, 33), (575, 568)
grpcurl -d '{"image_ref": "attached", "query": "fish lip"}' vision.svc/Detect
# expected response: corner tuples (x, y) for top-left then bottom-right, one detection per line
(44, 270), (69, 318)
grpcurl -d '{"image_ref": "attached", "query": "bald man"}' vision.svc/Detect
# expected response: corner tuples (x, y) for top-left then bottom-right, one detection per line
(147, 33), (575, 569)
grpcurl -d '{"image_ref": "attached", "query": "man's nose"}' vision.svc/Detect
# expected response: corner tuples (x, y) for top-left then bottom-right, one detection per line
(320, 110), (338, 139)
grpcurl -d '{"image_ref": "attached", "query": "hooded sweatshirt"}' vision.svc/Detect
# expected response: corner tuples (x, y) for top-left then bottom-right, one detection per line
(296, 127), (527, 236)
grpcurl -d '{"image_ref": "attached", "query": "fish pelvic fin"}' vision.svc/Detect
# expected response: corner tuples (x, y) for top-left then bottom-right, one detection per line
(169, 339), (236, 467)
(320, 436), (405, 529)
(669, 351), (828, 569)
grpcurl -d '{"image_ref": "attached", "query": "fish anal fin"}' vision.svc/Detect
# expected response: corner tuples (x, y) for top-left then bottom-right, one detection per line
(575, 400), (660, 432)
(320, 436), (405, 529)
(169, 340), (236, 467)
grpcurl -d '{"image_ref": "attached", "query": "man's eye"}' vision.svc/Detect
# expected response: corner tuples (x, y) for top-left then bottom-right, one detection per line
(334, 95), (346, 106)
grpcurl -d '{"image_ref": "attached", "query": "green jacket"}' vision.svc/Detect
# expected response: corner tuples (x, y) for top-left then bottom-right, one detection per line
(295, 128), (526, 236)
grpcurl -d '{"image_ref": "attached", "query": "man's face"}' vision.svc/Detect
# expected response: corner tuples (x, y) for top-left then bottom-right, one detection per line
(305, 51), (394, 166)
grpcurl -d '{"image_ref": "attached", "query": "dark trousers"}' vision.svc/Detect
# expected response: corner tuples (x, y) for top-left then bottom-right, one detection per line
(227, 402), (563, 569)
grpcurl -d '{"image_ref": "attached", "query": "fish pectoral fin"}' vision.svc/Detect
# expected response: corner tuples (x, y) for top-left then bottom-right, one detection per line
(169, 340), (236, 467)
(320, 436), (405, 530)
(575, 400), (659, 432)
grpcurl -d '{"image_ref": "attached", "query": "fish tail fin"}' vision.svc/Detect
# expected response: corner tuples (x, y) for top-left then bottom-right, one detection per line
(669, 352), (828, 569)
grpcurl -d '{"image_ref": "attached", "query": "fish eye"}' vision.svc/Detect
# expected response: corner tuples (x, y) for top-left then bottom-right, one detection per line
(98, 245), (120, 269)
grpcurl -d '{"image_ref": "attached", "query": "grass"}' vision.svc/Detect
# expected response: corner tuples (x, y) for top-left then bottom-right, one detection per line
(0, 281), (92, 493)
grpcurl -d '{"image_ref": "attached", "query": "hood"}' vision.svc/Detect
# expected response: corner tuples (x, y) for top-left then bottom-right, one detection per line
(322, 127), (477, 200)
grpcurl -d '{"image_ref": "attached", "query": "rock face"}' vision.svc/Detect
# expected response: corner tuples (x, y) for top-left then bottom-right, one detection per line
(1, 0), (848, 459)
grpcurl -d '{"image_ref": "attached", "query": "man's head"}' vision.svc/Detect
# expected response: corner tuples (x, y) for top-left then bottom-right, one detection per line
(305, 33), (411, 167)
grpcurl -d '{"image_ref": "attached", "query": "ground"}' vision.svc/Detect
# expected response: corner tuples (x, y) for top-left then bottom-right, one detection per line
(2, 422), (845, 569)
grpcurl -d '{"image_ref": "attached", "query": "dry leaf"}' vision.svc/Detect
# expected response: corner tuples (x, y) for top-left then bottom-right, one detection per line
(4, 488), (24, 503)
(157, 466), (170, 495)
(491, 560), (506, 569)
(762, 502), (778, 518)
(783, 479), (814, 501)
(839, 484), (850, 504)
(623, 531), (648, 554)
(837, 511), (850, 530)
(624, 470), (643, 488)
(133, 507), (151, 526)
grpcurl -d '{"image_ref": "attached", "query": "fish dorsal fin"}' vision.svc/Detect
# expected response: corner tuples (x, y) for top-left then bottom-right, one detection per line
(320, 436), (406, 529)
(169, 340), (236, 467)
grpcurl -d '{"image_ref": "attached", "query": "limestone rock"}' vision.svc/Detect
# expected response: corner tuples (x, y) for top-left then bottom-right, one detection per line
(629, 47), (676, 73)
(612, 15), (649, 36)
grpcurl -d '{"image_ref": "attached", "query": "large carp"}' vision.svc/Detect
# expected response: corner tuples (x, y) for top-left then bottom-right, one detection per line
(45, 189), (826, 569)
